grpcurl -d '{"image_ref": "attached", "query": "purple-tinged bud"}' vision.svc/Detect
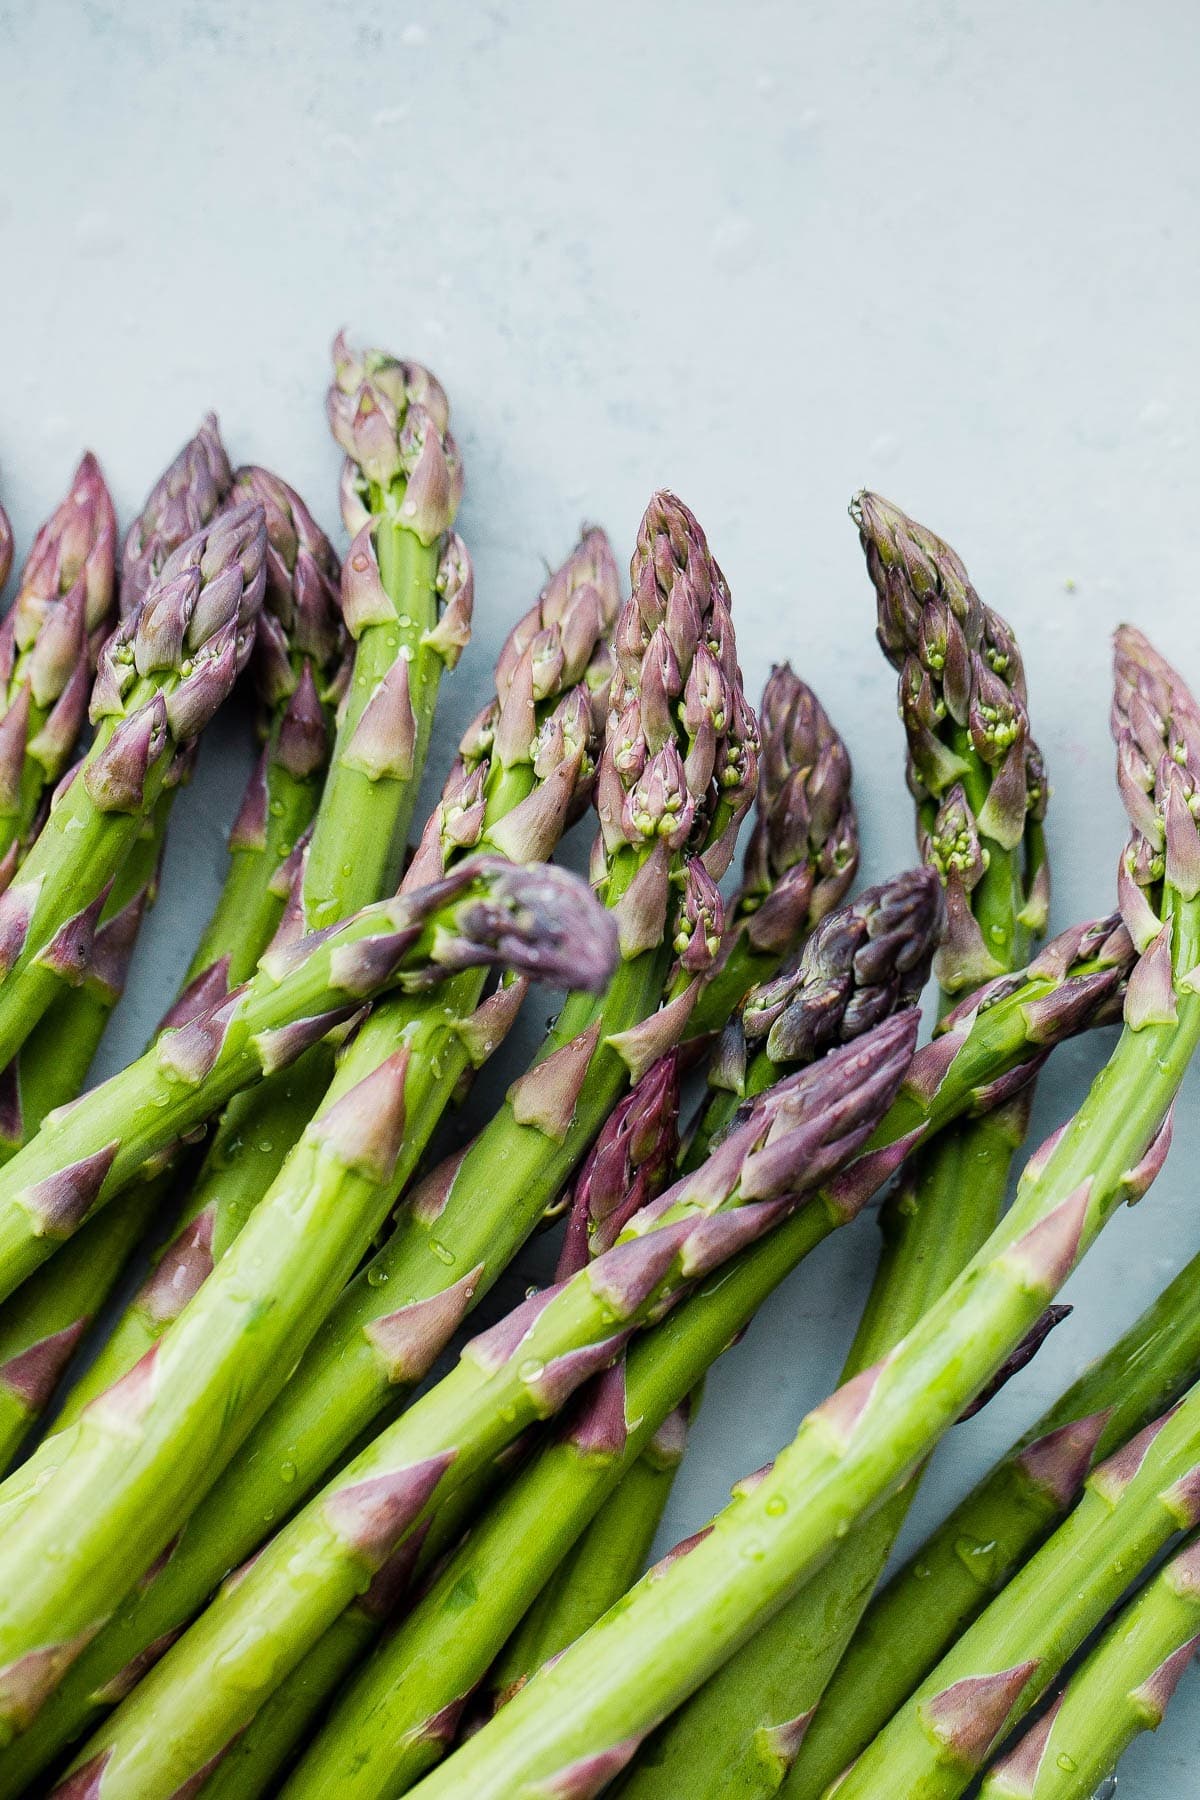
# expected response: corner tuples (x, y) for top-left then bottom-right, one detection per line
(341, 527), (394, 637)
(83, 697), (169, 812)
(345, 657), (417, 782)
(958, 1305), (1072, 1421)
(0, 505), (10, 593)
(231, 466), (342, 678)
(1001, 1181), (1092, 1295)
(275, 662), (330, 779)
(672, 856), (725, 976)
(509, 1020), (603, 1141)
(623, 742), (696, 850)
(1124, 922), (1178, 1030)
(424, 532), (475, 669)
(611, 840), (672, 961)
(366, 1263), (484, 1385)
(121, 416), (232, 617)
(324, 1454), (457, 1571)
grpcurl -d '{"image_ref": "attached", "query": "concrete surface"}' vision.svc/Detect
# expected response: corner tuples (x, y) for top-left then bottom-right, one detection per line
(1, 1), (1198, 1791)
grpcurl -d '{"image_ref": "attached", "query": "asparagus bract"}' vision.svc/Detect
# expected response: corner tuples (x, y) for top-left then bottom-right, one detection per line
(53, 1017), (913, 1796)
(0, 503), (266, 1070)
(0, 505), (11, 595)
(0, 906), (1133, 1797)
(982, 1532), (1200, 1798)
(837, 1384), (1200, 1797)
(120, 413), (233, 616)
(409, 626), (1199, 1800)
(0, 453), (117, 874)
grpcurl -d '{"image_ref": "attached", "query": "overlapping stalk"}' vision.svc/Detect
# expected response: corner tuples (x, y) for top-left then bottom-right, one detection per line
(50, 1015), (914, 1797)
(635, 497), (1051, 1796)
(782, 1244), (1200, 1792)
(120, 412), (233, 615)
(0, 528), (619, 1787)
(0, 492), (753, 1763)
(0, 502), (266, 1072)
(413, 624), (1200, 1800)
(0, 469), (346, 1450)
(53, 524), (613, 1426)
(496, 865), (942, 1716)
(0, 857), (614, 1745)
(0, 453), (117, 877)
(982, 1532), (1200, 1799)
(273, 873), (939, 1800)
(837, 1382), (1200, 1797)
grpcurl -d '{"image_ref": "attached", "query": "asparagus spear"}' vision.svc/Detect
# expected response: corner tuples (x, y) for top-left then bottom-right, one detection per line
(634, 497), (1050, 1796)
(982, 1533), (1200, 1798)
(305, 334), (467, 928)
(51, 1014), (915, 1797)
(53, 525), (613, 1426)
(409, 623), (1200, 1800)
(835, 1381), (1200, 1798)
(0, 904), (1132, 1799)
(491, 866), (943, 1717)
(690, 663), (857, 1037)
(782, 1254), (1200, 1794)
(0, 500), (266, 1071)
(0, 857), (614, 1741)
(0, 453), (118, 877)
(0, 470), (346, 1450)
(120, 412), (233, 616)
(271, 872), (939, 1800)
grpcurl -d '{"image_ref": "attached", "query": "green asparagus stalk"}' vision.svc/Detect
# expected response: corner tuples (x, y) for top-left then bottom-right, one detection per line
(409, 623), (1200, 1800)
(0, 500), (267, 1072)
(982, 1534), (1200, 1798)
(269, 873), (940, 1799)
(120, 412), (233, 615)
(0, 453), (118, 878)
(836, 1381), (1200, 1799)
(782, 1252), (1200, 1794)
(304, 334), (467, 927)
(53, 525), (613, 1427)
(635, 497), (1051, 1796)
(197, 1442), (543, 1800)
(0, 822), (165, 1465)
(690, 663), (857, 1038)
(0, 858), (614, 1744)
(52, 1014), (915, 1797)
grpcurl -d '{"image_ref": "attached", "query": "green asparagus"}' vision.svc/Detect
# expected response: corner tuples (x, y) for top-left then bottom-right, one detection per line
(982, 1532), (1200, 1798)
(407, 622), (1200, 1800)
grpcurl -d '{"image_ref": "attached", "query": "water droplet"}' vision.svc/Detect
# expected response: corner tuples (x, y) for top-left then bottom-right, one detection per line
(952, 1534), (1000, 1583)
(518, 1358), (545, 1383)
(279, 1460), (296, 1484)
(1056, 1753), (1078, 1773)
(913, 1562), (931, 1581)
(256, 1140), (273, 1155)
(765, 1495), (787, 1517)
(269, 800), (284, 818)
(430, 1240), (455, 1266)
(366, 1266), (388, 1288)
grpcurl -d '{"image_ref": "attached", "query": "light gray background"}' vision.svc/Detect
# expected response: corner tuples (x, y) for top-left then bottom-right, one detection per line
(1, 1), (1198, 1791)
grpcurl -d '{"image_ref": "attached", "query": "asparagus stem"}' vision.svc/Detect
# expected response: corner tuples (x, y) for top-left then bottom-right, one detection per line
(837, 1383), (1200, 1798)
(402, 626), (1200, 1800)
(981, 1532), (1200, 1798)
(49, 1018), (911, 1797)
(793, 1249), (1200, 1793)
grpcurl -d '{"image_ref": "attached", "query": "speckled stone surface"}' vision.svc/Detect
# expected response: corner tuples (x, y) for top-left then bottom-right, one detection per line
(1, 2), (1197, 1789)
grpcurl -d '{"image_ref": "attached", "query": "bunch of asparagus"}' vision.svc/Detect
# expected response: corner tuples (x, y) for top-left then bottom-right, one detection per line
(0, 346), (1193, 1800)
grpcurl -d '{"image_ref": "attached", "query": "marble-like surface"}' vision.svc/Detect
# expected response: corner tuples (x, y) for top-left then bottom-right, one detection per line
(1, 1), (1198, 1790)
